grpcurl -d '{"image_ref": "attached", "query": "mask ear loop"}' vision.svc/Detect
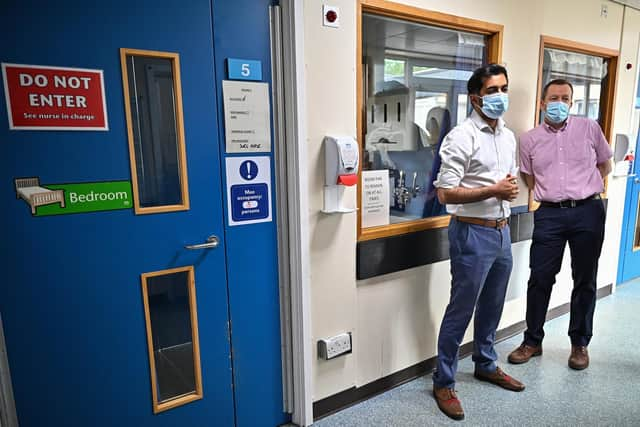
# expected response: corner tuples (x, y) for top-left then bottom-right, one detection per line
(469, 94), (482, 109)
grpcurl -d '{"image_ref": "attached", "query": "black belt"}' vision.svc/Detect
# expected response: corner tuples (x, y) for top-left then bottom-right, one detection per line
(539, 194), (601, 209)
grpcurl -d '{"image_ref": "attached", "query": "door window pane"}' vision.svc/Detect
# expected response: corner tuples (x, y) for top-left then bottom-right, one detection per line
(540, 48), (609, 124)
(121, 50), (189, 213)
(141, 267), (202, 412)
(362, 13), (486, 226)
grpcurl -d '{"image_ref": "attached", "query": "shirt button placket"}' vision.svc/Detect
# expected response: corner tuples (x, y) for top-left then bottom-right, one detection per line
(559, 134), (566, 194)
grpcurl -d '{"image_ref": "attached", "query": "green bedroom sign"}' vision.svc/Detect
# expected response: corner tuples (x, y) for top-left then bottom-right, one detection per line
(14, 177), (133, 216)
(38, 181), (133, 216)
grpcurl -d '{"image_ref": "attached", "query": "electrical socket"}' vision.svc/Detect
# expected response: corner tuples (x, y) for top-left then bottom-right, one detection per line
(318, 332), (352, 360)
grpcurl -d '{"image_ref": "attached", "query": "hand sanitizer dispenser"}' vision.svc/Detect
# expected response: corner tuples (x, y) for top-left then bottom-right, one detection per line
(323, 136), (359, 213)
(613, 133), (633, 177)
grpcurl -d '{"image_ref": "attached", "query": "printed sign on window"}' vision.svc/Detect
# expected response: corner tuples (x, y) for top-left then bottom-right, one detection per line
(2, 63), (108, 130)
(362, 170), (390, 228)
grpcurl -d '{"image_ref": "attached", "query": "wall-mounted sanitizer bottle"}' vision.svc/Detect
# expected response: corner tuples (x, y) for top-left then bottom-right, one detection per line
(323, 136), (359, 213)
(614, 134), (634, 177)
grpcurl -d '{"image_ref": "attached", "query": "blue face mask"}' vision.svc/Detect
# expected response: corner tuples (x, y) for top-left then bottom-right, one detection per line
(545, 101), (570, 124)
(479, 93), (509, 119)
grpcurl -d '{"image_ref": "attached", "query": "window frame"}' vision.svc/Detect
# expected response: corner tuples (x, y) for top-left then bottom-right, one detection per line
(356, 0), (504, 242)
(530, 36), (619, 210)
(120, 48), (190, 215)
(140, 266), (203, 414)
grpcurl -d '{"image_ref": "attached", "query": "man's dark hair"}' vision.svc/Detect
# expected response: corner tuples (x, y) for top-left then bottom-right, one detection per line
(467, 64), (508, 95)
(542, 78), (574, 100)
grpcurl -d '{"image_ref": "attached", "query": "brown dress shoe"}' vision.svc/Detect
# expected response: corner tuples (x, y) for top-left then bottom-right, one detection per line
(508, 343), (542, 364)
(568, 345), (589, 370)
(433, 386), (464, 420)
(474, 366), (525, 391)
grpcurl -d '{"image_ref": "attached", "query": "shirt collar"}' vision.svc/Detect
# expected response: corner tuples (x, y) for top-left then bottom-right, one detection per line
(543, 116), (570, 133)
(470, 109), (505, 133)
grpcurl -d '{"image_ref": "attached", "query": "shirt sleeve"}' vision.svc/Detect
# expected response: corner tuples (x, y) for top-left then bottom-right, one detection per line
(433, 127), (471, 189)
(518, 133), (533, 176)
(508, 131), (519, 176)
(590, 120), (613, 164)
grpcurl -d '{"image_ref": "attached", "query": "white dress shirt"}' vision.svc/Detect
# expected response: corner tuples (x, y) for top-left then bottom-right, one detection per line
(433, 110), (518, 219)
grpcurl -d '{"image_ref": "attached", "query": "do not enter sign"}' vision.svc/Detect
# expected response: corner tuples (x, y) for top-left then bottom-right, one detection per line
(2, 63), (108, 130)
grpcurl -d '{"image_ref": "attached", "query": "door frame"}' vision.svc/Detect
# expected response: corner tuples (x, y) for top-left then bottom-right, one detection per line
(0, 315), (18, 427)
(272, 1), (314, 426)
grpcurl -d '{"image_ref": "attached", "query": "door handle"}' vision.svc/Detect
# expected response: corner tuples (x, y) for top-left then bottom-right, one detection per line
(185, 235), (220, 250)
(635, 178), (640, 184)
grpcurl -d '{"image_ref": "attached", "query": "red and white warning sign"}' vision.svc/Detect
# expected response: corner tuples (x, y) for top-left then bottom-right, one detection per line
(2, 63), (108, 131)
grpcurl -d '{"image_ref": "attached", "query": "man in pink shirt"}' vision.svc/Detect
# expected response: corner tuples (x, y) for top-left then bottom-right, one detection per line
(508, 79), (612, 370)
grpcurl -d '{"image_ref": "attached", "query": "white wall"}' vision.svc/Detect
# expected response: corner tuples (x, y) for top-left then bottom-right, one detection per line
(303, 0), (639, 401)
(304, 0), (359, 397)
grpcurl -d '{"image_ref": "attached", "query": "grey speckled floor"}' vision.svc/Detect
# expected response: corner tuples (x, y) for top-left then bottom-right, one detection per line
(314, 279), (640, 427)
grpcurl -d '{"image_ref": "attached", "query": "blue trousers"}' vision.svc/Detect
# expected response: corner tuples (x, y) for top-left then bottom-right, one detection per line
(523, 199), (606, 347)
(433, 218), (513, 389)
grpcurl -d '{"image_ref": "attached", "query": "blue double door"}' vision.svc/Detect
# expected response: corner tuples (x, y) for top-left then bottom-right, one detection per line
(1, 1), (286, 426)
(619, 136), (640, 284)
(618, 64), (640, 284)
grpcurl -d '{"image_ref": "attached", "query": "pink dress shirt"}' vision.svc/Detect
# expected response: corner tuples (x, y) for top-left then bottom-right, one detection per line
(519, 116), (613, 202)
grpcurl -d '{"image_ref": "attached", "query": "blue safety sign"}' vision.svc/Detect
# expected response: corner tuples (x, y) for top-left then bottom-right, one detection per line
(230, 183), (269, 221)
(226, 156), (271, 226)
(239, 160), (258, 181)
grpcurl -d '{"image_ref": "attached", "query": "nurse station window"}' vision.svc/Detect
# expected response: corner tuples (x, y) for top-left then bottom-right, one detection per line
(543, 48), (607, 121)
(358, 1), (504, 240)
(536, 36), (619, 140)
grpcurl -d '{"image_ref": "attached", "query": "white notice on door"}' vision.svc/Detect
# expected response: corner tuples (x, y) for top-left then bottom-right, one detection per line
(222, 80), (271, 153)
(362, 170), (390, 228)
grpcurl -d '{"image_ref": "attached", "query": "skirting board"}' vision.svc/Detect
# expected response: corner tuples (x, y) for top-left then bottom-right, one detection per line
(313, 283), (613, 420)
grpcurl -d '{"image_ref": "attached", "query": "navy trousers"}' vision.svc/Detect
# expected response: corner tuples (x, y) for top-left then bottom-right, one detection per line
(523, 199), (606, 347)
(433, 218), (512, 389)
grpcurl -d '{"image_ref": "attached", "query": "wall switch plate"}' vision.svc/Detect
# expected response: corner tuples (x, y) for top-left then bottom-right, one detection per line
(318, 332), (352, 360)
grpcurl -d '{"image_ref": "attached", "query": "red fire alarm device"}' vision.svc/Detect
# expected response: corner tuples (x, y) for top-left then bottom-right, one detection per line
(323, 5), (339, 28)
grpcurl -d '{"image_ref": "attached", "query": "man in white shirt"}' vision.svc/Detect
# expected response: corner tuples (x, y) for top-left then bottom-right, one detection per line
(431, 64), (524, 421)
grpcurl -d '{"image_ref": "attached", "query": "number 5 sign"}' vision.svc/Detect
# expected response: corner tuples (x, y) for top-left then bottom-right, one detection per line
(227, 58), (262, 81)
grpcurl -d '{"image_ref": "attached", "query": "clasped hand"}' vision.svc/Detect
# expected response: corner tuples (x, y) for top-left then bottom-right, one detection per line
(493, 174), (519, 201)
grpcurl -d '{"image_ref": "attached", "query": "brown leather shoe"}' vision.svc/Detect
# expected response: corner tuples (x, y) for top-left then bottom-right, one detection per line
(508, 343), (542, 364)
(474, 366), (525, 391)
(433, 386), (464, 420)
(568, 345), (589, 370)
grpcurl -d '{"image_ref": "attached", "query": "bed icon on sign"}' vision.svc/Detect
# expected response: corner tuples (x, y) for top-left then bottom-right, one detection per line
(15, 177), (65, 215)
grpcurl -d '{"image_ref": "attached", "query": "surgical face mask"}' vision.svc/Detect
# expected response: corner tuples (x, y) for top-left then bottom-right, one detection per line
(478, 93), (509, 119)
(544, 101), (570, 124)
